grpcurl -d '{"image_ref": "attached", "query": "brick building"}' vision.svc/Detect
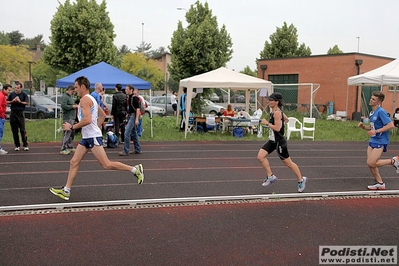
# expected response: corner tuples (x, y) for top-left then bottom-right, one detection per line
(257, 53), (395, 119)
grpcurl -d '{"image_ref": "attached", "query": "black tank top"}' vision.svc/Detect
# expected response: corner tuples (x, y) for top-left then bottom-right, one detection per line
(269, 110), (285, 141)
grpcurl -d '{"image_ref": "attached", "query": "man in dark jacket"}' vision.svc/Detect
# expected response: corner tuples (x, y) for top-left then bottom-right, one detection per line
(119, 84), (141, 156)
(7, 82), (29, 151)
(111, 83), (126, 143)
(60, 85), (78, 154)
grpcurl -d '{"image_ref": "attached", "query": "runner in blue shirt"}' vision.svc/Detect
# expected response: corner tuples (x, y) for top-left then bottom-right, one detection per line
(358, 91), (398, 190)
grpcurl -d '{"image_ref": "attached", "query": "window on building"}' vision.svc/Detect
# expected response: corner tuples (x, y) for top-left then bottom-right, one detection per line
(268, 74), (299, 111)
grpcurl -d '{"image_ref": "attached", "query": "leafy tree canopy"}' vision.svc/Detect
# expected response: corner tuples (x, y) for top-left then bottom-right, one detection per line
(327, 45), (343, 55)
(7, 30), (24, 46)
(260, 22), (311, 59)
(0, 45), (33, 83)
(121, 53), (165, 90)
(0, 31), (10, 45)
(240, 66), (257, 77)
(168, 0), (233, 82)
(22, 34), (47, 50)
(43, 0), (118, 73)
(31, 60), (68, 89)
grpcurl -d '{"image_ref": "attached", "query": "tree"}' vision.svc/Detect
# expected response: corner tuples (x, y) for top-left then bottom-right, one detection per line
(0, 45), (33, 83)
(118, 44), (131, 55)
(31, 60), (68, 90)
(134, 42), (152, 58)
(22, 34), (47, 50)
(260, 22), (311, 59)
(327, 45), (343, 55)
(121, 53), (165, 91)
(0, 31), (10, 45)
(43, 0), (118, 73)
(240, 66), (257, 77)
(168, 1), (233, 82)
(150, 46), (168, 58)
(7, 30), (24, 46)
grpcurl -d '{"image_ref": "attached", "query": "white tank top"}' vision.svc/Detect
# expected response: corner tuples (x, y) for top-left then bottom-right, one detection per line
(78, 94), (102, 139)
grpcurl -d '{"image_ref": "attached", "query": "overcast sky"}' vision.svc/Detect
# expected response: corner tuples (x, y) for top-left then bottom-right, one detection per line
(2, 0), (399, 71)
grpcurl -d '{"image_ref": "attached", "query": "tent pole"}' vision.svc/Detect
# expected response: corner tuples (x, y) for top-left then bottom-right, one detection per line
(55, 87), (58, 140)
(150, 89), (153, 138)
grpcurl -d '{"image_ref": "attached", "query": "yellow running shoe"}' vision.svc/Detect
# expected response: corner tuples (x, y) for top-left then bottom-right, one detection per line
(49, 187), (70, 200)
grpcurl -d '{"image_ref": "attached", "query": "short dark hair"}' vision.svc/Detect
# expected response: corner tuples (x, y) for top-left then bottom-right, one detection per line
(75, 76), (90, 90)
(372, 91), (385, 102)
(67, 84), (75, 91)
(115, 84), (122, 91)
(126, 84), (135, 91)
(15, 81), (22, 88)
(3, 84), (12, 90)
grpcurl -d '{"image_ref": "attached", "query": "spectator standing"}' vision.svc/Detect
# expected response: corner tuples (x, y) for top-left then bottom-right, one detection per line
(7, 82), (29, 151)
(171, 91), (178, 116)
(111, 84), (127, 143)
(119, 85), (141, 156)
(91, 82), (103, 108)
(0, 84), (12, 154)
(60, 85), (78, 155)
(136, 89), (146, 137)
(179, 88), (187, 131)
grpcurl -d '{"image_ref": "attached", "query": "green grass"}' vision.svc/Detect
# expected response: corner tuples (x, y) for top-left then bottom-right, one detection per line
(2, 114), (399, 143)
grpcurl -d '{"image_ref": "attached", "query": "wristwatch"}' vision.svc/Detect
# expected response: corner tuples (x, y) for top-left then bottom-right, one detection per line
(70, 124), (73, 130)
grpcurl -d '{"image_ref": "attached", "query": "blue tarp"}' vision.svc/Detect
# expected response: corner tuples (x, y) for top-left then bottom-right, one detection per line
(56, 61), (151, 90)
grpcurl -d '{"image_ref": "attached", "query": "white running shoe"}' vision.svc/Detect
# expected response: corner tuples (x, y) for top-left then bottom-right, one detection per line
(262, 175), (278, 187)
(14, 147), (20, 151)
(298, 176), (308, 193)
(392, 156), (399, 173)
(24, 147), (29, 151)
(367, 182), (386, 190)
(0, 149), (8, 155)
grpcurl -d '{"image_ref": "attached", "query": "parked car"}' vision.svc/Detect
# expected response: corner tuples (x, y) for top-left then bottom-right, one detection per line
(50, 95), (63, 104)
(104, 94), (165, 116)
(24, 96), (61, 119)
(208, 93), (220, 103)
(143, 100), (166, 117)
(233, 94), (245, 103)
(150, 96), (174, 115)
(201, 99), (224, 114)
(102, 94), (113, 113)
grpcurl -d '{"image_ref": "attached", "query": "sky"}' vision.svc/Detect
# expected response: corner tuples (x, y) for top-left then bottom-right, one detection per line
(2, 0), (399, 71)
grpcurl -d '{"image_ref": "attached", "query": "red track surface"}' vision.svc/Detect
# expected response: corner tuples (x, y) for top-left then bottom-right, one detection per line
(1, 197), (398, 265)
(1, 141), (399, 265)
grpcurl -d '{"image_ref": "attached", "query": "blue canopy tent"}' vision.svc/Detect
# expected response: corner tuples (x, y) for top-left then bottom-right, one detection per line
(56, 61), (151, 89)
(55, 62), (155, 138)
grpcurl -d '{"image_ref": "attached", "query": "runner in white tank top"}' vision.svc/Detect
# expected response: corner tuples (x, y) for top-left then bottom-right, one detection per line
(49, 76), (144, 201)
(77, 94), (102, 139)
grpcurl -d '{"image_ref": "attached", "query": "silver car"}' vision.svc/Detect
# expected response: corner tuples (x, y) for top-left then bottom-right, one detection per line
(150, 96), (174, 115)
(144, 100), (166, 117)
(104, 94), (165, 117)
(201, 99), (224, 114)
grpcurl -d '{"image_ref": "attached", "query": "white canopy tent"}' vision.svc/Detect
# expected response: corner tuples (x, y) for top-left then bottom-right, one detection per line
(178, 67), (273, 138)
(348, 58), (399, 115)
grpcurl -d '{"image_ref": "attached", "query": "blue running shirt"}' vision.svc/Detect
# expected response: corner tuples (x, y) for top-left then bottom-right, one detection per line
(369, 106), (391, 145)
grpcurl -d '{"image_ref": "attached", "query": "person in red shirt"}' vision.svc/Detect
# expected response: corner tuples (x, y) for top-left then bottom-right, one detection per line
(223, 104), (235, 117)
(0, 84), (12, 154)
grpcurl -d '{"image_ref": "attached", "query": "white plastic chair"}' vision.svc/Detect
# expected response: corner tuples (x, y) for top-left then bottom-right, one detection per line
(302, 117), (316, 140)
(286, 117), (303, 140)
